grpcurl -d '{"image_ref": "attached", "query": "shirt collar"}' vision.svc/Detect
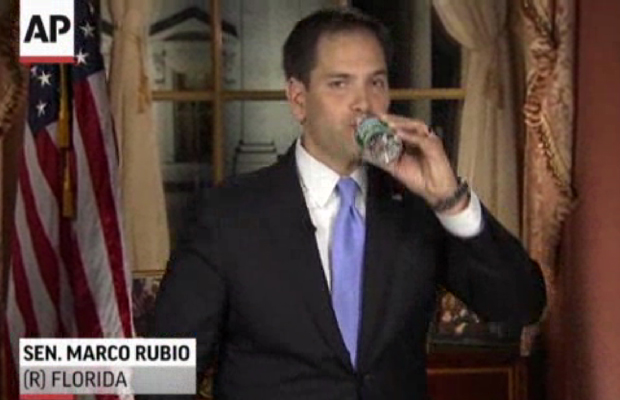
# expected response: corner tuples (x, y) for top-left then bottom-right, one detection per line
(295, 136), (367, 208)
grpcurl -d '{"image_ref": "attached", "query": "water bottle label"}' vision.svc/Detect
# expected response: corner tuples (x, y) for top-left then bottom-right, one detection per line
(355, 117), (391, 147)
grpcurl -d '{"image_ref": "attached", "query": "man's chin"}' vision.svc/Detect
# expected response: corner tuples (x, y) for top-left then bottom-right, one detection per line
(350, 146), (363, 163)
(348, 152), (364, 168)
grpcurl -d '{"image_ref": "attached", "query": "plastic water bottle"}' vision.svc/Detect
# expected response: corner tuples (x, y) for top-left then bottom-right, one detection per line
(355, 115), (403, 166)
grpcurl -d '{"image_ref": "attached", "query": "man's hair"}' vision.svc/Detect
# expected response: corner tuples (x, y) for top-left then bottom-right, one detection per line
(282, 7), (393, 87)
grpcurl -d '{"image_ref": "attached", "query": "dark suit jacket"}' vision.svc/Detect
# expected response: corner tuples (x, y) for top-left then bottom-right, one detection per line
(146, 146), (546, 400)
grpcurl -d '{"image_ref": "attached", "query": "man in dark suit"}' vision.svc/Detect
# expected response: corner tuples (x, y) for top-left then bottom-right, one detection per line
(147, 7), (546, 400)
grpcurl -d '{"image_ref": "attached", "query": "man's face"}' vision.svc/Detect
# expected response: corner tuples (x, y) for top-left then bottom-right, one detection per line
(287, 30), (390, 174)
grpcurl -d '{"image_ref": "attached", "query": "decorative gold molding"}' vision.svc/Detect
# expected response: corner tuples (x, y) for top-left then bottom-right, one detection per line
(427, 366), (511, 375)
(522, 0), (555, 46)
(520, 0), (577, 356)
(0, 0), (25, 138)
(522, 0), (575, 200)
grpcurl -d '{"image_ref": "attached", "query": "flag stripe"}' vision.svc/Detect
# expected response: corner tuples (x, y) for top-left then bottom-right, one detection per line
(87, 73), (119, 165)
(73, 78), (132, 337)
(87, 73), (133, 322)
(29, 127), (77, 336)
(71, 124), (122, 338)
(27, 125), (88, 338)
(32, 127), (62, 201)
(19, 136), (66, 336)
(9, 221), (39, 337)
(60, 220), (104, 338)
(14, 187), (60, 337)
(57, 148), (93, 338)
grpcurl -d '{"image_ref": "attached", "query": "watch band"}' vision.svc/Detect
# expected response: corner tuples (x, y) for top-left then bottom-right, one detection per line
(432, 177), (470, 213)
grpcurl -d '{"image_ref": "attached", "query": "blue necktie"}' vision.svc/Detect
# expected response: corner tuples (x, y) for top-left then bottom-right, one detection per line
(331, 177), (365, 366)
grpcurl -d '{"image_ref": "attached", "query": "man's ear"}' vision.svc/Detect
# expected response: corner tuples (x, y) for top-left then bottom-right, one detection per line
(285, 78), (307, 124)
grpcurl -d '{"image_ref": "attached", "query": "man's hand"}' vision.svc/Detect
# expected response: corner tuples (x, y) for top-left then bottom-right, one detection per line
(377, 114), (468, 214)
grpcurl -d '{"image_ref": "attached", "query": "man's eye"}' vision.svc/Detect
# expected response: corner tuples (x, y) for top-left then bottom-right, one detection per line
(372, 79), (386, 88)
(329, 80), (346, 88)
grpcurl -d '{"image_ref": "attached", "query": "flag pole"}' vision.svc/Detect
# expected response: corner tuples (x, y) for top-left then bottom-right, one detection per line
(58, 64), (74, 218)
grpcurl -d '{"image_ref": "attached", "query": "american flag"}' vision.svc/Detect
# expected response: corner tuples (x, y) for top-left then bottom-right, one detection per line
(1, 1), (134, 398)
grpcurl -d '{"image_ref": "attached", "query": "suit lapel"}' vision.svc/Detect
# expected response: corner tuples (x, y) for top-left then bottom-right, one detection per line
(357, 167), (407, 370)
(266, 149), (352, 370)
(264, 151), (410, 371)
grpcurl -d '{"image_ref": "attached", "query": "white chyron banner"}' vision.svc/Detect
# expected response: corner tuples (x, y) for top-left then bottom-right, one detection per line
(19, 338), (197, 395)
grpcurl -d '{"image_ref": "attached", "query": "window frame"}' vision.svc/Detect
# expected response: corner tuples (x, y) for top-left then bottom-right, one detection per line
(150, 0), (465, 183)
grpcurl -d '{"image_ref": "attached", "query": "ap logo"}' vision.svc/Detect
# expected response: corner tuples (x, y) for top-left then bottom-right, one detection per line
(20, 0), (75, 64)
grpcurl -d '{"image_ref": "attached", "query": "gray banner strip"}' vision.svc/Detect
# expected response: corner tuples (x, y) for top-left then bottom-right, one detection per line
(20, 366), (196, 395)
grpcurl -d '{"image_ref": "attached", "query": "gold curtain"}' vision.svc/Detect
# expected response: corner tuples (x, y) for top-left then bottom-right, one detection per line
(432, 0), (520, 237)
(108, 0), (170, 272)
(519, 0), (577, 355)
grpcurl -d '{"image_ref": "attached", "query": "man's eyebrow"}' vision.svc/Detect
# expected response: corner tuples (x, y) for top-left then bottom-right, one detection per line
(323, 70), (388, 79)
(324, 73), (352, 79)
(371, 69), (388, 77)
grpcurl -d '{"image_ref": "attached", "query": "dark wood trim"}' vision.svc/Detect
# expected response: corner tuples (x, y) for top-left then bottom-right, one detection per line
(152, 88), (466, 102)
(210, 0), (224, 183)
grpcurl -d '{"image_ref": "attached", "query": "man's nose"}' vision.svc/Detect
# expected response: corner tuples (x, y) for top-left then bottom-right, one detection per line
(351, 86), (371, 114)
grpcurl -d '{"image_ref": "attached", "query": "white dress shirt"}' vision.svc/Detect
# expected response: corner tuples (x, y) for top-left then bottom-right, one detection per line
(294, 138), (483, 290)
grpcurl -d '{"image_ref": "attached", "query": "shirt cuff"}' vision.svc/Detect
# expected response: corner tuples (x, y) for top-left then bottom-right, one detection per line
(435, 191), (483, 238)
